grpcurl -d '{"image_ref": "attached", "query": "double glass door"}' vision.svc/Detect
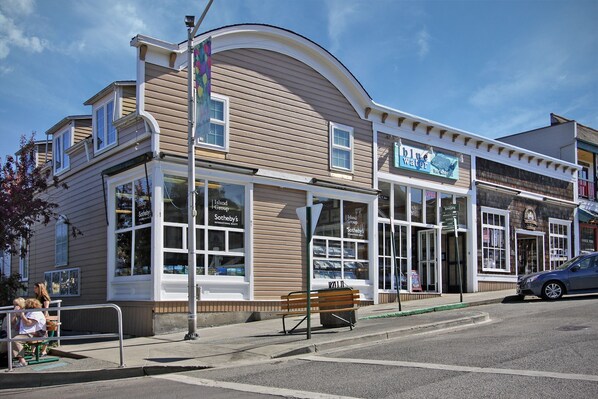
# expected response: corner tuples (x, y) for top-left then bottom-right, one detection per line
(417, 229), (437, 292)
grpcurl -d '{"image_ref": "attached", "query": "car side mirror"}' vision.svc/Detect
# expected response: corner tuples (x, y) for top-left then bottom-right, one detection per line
(571, 265), (580, 272)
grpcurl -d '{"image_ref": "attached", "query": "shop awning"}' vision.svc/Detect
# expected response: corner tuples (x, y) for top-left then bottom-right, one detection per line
(579, 208), (598, 224)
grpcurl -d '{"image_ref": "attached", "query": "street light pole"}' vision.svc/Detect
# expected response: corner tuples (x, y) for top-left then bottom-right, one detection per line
(184, 0), (214, 341)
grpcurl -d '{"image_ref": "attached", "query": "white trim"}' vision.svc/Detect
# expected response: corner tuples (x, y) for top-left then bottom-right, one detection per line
(514, 229), (546, 275)
(196, 93), (230, 152)
(477, 274), (518, 283)
(53, 125), (73, 175)
(93, 94), (119, 156)
(378, 172), (470, 196)
(480, 207), (511, 272)
(329, 121), (354, 173)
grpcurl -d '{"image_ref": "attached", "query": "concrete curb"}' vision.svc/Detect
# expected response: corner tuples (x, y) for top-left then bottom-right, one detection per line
(0, 365), (208, 390)
(270, 311), (490, 358)
(360, 303), (469, 319)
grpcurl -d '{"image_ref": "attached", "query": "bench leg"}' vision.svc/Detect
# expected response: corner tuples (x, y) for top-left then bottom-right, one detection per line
(329, 313), (355, 330)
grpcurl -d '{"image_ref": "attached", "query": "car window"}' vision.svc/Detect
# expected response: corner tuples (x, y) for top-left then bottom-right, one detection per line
(577, 257), (596, 270)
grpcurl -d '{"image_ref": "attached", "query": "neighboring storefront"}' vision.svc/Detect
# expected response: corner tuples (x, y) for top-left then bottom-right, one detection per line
(475, 157), (577, 292)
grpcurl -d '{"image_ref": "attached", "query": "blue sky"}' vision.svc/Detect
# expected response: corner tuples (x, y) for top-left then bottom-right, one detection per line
(0, 0), (596, 158)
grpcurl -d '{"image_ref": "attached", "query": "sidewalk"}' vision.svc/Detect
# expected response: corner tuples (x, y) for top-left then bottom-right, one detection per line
(1, 289), (515, 388)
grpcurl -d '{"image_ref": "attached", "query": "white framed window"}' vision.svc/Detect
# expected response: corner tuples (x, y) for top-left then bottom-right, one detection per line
(55, 216), (69, 266)
(114, 176), (152, 277)
(312, 197), (369, 281)
(549, 218), (571, 269)
(45, 268), (80, 297)
(53, 128), (71, 174)
(19, 238), (28, 281)
(481, 207), (510, 272)
(329, 122), (354, 172)
(94, 97), (117, 153)
(162, 174), (246, 277)
(0, 251), (11, 276)
(197, 94), (229, 151)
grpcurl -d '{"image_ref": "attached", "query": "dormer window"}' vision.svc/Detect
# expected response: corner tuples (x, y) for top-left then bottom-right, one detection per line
(95, 98), (117, 152)
(53, 128), (71, 174)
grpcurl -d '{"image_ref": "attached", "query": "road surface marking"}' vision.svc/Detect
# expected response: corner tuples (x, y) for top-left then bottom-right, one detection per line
(300, 356), (598, 382)
(152, 373), (361, 399)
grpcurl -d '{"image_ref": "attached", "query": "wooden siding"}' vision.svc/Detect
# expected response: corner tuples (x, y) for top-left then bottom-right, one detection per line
(378, 292), (440, 304)
(74, 120), (92, 144)
(121, 86), (137, 117)
(145, 48), (373, 188)
(26, 142), (154, 309)
(477, 157), (573, 201)
(377, 133), (471, 189)
(478, 281), (515, 292)
(253, 184), (306, 299)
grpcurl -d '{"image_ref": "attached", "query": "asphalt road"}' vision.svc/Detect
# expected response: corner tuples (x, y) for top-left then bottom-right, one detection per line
(3, 295), (598, 399)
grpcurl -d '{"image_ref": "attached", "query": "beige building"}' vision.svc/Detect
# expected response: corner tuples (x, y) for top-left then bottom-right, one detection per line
(7, 25), (578, 336)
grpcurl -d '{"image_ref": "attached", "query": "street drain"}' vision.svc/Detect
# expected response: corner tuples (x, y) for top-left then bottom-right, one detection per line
(556, 325), (590, 331)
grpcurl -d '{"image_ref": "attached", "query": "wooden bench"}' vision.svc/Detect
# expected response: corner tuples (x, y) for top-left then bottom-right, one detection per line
(278, 288), (360, 334)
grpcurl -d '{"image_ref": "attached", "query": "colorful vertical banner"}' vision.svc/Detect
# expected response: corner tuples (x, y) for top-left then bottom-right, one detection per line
(193, 37), (211, 141)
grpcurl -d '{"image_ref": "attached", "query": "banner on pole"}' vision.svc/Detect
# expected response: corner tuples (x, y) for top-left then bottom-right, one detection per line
(193, 37), (211, 142)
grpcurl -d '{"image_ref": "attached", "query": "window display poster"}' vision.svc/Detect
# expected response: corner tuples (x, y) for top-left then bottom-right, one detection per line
(344, 201), (367, 239)
(394, 143), (459, 180)
(208, 183), (244, 228)
(410, 270), (422, 291)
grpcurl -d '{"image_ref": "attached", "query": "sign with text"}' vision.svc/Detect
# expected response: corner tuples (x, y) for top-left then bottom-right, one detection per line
(394, 143), (459, 180)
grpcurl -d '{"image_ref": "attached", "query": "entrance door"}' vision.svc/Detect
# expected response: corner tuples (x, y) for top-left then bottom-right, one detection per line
(517, 235), (544, 276)
(444, 233), (466, 293)
(418, 229), (437, 292)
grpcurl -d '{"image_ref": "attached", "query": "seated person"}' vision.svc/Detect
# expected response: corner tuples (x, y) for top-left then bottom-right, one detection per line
(11, 298), (47, 368)
(0, 298), (26, 355)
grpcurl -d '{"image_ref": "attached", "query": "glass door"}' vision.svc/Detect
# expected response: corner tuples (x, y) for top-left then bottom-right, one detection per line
(418, 229), (438, 292)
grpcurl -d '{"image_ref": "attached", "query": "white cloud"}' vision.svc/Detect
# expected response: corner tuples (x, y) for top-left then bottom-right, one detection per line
(417, 28), (430, 58)
(0, 0), (35, 16)
(0, 3), (48, 60)
(326, 0), (360, 53)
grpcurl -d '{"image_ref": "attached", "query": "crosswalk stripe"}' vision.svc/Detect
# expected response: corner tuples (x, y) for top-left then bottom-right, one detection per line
(300, 356), (598, 382)
(152, 373), (361, 399)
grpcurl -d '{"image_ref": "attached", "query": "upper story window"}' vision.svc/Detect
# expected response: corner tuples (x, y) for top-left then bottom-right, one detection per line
(481, 207), (510, 272)
(329, 122), (354, 172)
(53, 129), (71, 174)
(0, 251), (11, 276)
(95, 98), (117, 153)
(55, 216), (69, 266)
(197, 94), (229, 151)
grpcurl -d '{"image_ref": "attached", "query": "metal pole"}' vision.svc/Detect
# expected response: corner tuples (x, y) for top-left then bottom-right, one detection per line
(306, 206), (312, 340)
(185, 18), (199, 341)
(455, 216), (463, 303)
(390, 225), (402, 311)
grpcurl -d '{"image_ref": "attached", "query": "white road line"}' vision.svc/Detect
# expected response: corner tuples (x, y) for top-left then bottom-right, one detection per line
(299, 356), (598, 383)
(151, 374), (361, 399)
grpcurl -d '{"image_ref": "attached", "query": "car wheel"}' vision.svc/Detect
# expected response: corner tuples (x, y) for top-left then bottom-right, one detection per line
(542, 281), (564, 300)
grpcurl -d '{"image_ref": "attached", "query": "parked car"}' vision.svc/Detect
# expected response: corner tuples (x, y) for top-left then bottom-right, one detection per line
(516, 252), (598, 300)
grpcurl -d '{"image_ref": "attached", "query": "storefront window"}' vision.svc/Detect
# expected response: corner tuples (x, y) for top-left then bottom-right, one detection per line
(394, 185), (407, 221)
(313, 197), (369, 280)
(162, 175), (245, 277)
(114, 176), (152, 277)
(378, 182), (391, 219)
(425, 191), (437, 225)
(481, 208), (509, 271)
(549, 219), (570, 269)
(456, 195), (467, 227)
(411, 188), (423, 223)
(378, 223), (407, 290)
(580, 225), (597, 254)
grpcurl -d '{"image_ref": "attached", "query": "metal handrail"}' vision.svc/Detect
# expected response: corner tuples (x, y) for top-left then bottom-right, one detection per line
(1, 303), (124, 372)
(1, 299), (63, 346)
